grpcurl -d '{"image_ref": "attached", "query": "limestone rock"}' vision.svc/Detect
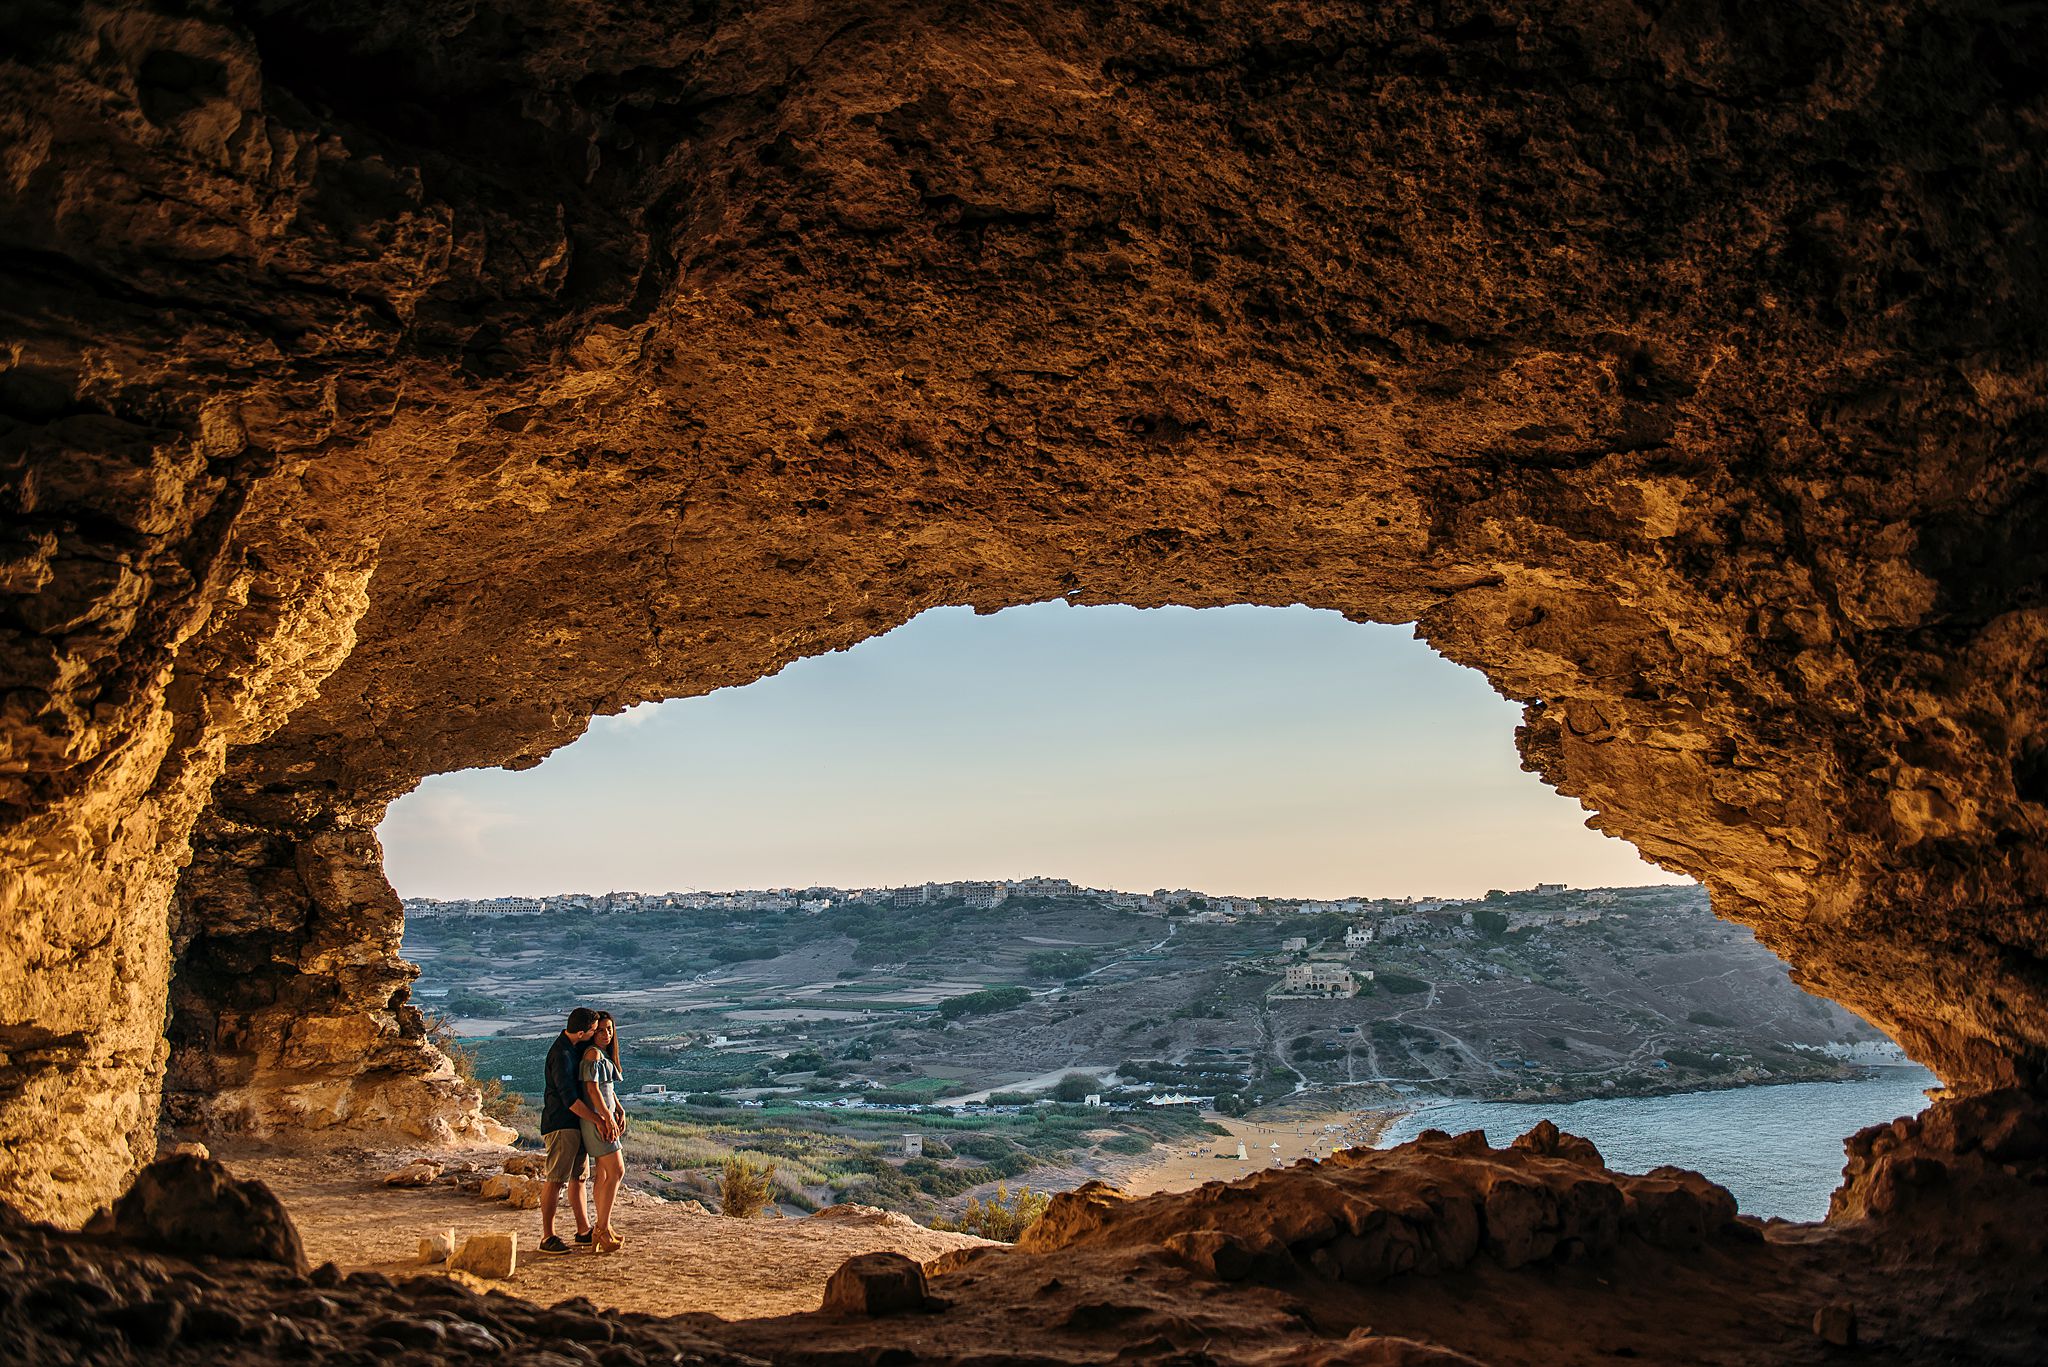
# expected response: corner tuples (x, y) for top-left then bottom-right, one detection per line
(165, 1143), (210, 1161)
(418, 1230), (455, 1264)
(448, 1232), (517, 1280)
(383, 1161), (441, 1187)
(505, 1177), (543, 1210)
(501, 1153), (547, 1178)
(1023, 1128), (1733, 1288)
(87, 1155), (307, 1275)
(822, 1251), (931, 1316)
(479, 1175), (514, 1201)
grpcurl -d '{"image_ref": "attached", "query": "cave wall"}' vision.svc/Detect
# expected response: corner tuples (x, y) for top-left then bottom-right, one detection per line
(163, 791), (512, 1144)
(3, 0), (2045, 1224)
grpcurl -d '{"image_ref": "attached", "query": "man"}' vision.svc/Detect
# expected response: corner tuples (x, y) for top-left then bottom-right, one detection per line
(536, 1007), (619, 1253)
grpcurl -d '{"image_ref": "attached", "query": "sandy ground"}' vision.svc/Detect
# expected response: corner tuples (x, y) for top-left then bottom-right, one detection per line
(227, 1144), (990, 1320)
(1111, 1108), (1404, 1196)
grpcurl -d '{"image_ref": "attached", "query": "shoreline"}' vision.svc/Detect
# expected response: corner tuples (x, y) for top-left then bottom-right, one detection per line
(1106, 1105), (1407, 1196)
(1095, 1066), (1930, 1198)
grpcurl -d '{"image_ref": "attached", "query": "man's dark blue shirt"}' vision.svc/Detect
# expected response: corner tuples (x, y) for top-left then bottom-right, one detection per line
(540, 1031), (583, 1135)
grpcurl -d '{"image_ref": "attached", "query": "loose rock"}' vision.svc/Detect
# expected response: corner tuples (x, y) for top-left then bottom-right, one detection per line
(383, 1162), (441, 1188)
(449, 1233), (517, 1280)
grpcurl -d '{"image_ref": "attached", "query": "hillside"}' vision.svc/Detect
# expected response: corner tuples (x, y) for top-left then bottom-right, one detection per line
(401, 884), (1890, 1221)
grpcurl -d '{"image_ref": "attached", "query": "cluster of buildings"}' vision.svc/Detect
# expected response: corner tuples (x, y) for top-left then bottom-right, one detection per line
(405, 879), (1595, 925)
(1270, 920), (1381, 998)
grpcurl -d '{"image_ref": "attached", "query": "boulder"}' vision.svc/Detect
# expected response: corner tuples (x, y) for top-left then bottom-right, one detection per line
(418, 1229), (455, 1264)
(1814, 1303), (1858, 1348)
(821, 1251), (931, 1316)
(86, 1155), (307, 1274)
(501, 1153), (548, 1178)
(505, 1176), (543, 1210)
(166, 1142), (211, 1161)
(1510, 1119), (1603, 1169)
(479, 1174), (514, 1200)
(449, 1232), (517, 1280)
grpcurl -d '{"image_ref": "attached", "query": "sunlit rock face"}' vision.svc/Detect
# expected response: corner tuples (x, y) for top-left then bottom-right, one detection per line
(1, 0), (2043, 1222)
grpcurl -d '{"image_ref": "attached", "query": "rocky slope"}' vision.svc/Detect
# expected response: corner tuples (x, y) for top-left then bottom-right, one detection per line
(1, 0), (2044, 1228)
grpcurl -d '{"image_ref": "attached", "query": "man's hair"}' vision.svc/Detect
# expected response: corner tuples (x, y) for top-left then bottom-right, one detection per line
(565, 1007), (599, 1033)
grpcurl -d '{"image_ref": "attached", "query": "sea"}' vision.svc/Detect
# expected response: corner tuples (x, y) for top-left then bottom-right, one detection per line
(1375, 1066), (1940, 1222)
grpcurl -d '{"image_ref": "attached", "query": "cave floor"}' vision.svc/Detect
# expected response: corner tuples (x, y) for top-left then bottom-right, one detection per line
(225, 1142), (989, 1320)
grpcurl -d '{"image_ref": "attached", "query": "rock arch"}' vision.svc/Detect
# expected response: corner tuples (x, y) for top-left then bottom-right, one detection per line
(2, 0), (2043, 1225)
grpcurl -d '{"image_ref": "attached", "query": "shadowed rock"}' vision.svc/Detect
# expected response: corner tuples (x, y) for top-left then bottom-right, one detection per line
(822, 1251), (934, 1316)
(85, 1155), (307, 1274)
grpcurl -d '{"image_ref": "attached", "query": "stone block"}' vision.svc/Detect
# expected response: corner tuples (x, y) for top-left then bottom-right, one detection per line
(479, 1174), (514, 1200)
(418, 1229), (455, 1264)
(450, 1232), (517, 1280)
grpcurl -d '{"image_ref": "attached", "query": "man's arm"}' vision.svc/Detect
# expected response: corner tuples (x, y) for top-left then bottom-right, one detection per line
(578, 1051), (619, 1140)
(557, 1043), (613, 1136)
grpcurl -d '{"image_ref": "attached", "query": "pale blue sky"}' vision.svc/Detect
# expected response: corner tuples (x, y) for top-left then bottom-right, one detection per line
(379, 603), (1691, 900)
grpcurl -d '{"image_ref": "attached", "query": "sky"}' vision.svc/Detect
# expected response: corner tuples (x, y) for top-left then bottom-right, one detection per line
(379, 602), (1692, 901)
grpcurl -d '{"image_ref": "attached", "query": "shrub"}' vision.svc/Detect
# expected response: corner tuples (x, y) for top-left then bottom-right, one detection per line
(719, 1157), (776, 1218)
(1687, 1009), (1736, 1028)
(939, 1185), (1051, 1242)
(1378, 972), (1430, 994)
(1027, 950), (1093, 979)
(938, 986), (1033, 1020)
(1099, 1133), (1153, 1156)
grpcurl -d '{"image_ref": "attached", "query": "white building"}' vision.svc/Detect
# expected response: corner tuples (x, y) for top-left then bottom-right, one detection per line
(1280, 936), (1308, 953)
(1345, 924), (1375, 948)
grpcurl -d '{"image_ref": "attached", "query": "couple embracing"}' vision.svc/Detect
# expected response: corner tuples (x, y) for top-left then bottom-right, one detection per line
(537, 1007), (628, 1254)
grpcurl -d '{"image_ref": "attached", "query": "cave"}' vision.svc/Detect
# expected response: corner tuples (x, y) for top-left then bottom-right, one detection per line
(2, 0), (2044, 1361)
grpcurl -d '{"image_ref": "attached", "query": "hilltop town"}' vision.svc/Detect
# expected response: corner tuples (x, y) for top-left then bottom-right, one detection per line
(404, 874), (1506, 922)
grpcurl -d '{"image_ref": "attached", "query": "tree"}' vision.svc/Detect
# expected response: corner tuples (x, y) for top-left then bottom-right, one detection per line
(1051, 1073), (1101, 1103)
(1473, 909), (1510, 938)
(1483, 889), (1508, 902)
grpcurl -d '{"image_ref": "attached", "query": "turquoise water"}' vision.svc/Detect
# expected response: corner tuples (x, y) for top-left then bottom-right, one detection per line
(1376, 1067), (1939, 1222)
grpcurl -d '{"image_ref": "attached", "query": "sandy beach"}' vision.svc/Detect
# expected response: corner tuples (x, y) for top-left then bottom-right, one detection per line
(1110, 1104), (1406, 1196)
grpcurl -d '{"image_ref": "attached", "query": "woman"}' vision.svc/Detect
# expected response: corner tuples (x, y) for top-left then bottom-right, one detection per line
(578, 1011), (629, 1253)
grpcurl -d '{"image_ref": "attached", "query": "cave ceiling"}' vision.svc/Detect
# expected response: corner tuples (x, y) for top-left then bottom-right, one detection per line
(1, 0), (2045, 1222)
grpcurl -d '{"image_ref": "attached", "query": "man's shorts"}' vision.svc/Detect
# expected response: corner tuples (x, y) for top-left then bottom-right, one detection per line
(543, 1127), (589, 1183)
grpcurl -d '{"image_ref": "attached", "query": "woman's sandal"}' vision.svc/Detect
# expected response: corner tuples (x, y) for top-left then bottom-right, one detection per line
(595, 1227), (624, 1254)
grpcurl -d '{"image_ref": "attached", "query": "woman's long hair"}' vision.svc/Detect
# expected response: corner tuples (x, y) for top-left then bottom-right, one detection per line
(594, 1011), (623, 1079)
